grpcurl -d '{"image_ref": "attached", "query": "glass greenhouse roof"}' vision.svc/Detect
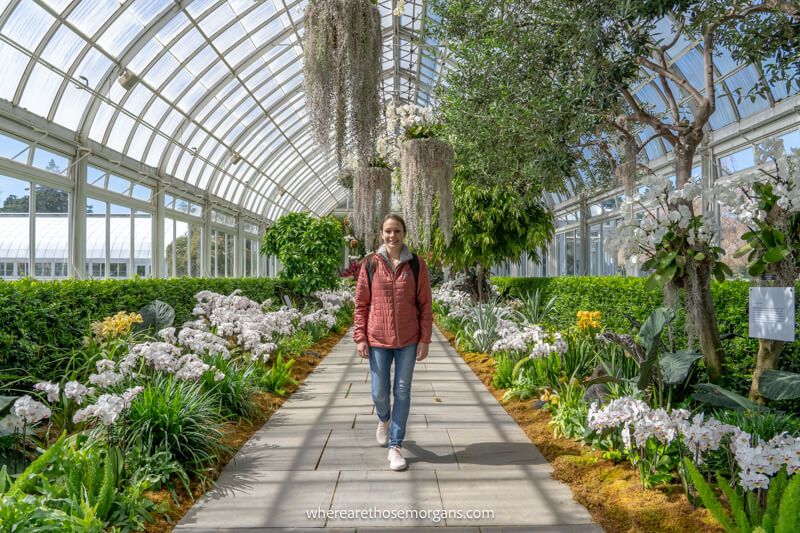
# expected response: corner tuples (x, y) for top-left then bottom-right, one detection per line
(0, 0), (439, 222)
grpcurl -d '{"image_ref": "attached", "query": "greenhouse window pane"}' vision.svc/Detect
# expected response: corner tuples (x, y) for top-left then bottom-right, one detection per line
(19, 65), (63, 117)
(73, 47), (113, 90)
(171, 28), (205, 63)
(0, 132), (30, 163)
(53, 83), (93, 131)
(127, 124), (153, 161)
(41, 25), (85, 67)
(0, 175), (30, 279)
(0, 43), (29, 101)
(85, 197), (106, 278)
(146, 135), (168, 167)
(32, 148), (69, 175)
(97, 8), (145, 56)
(199, 2), (236, 36)
(718, 147), (754, 176)
(109, 203), (131, 278)
(724, 67), (770, 119)
(133, 210), (151, 277)
(3, 1), (55, 51)
(779, 130), (800, 153)
(108, 175), (131, 195)
(107, 112), (136, 152)
(67, 0), (118, 37)
(174, 219), (188, 276)
(132, 183), (152, 202)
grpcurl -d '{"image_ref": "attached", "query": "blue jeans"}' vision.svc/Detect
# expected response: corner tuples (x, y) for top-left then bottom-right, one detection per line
(369, 344), (417, 448)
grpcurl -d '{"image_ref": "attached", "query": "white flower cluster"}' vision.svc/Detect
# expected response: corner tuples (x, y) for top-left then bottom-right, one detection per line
(74, 393), (125, 426)
(385, 102), (435, 132)
(492, 324), (546, 353)
(64, 381), (93, 405)
(606, 174), (716, 267)
(174, 354), (210, 381)
(588, 396), (800, 491)
(433, 284), (471, 314)
(33, 381), (60, 403)
(12, 395), (51, 425)
(314, 289), (354, 313)
(178, 327), (230, 358)
(300, 308), (337, 329)
(529, 333), (568, 359)
(715, 139), (800, 224)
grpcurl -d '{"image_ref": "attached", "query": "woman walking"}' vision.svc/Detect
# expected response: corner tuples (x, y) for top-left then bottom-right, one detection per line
(353, 214), (433, 471)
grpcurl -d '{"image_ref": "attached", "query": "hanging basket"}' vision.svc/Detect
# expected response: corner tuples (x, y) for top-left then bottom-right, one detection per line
(399, 137), (455, 248)
(303, 0), (382, 167)
(352, 166), (392, 250)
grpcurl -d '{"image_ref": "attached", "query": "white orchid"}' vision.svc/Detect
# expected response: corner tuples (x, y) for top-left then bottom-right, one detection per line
(13, 395), (51, 425)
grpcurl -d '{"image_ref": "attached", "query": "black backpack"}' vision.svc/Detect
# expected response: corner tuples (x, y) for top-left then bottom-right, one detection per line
(364, 252), (420, 296)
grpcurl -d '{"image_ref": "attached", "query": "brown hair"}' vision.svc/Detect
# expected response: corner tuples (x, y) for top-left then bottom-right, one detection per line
(380, 213), (406, 234)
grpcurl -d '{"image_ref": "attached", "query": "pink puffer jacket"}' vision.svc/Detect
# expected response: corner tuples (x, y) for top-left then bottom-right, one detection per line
(353, 246), (433, 348)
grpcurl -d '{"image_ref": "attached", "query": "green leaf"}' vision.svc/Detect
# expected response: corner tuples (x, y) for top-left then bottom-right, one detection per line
(638, 307), (674, 354)
(660, 349), (703, 385)
(692, 383), (769, 412)
(764, 246), (791, 264)
(693, 252), (706, 261)
(137, 300), (176, 331)
(644, 272), (663, 292)
(758, 370), (800, 400)
(659, 251), (678, 268)
(733, 242), (753, 258)
(748, 260), (767, 277)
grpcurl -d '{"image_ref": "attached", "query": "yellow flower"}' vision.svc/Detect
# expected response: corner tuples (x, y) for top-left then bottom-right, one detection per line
(91, 311), (143, 341)
(576, 310), (602, 330)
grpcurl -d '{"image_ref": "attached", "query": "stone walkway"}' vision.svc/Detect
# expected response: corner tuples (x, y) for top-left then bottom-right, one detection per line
(176, 328), (600, 532)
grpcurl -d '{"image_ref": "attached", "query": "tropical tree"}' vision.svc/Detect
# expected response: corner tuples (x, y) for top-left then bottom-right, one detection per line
(432, 169), (554, 301)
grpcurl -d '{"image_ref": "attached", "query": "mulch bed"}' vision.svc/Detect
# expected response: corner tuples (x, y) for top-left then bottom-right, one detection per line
(440, 324), (722, 533)
(143, 327), (350, 532)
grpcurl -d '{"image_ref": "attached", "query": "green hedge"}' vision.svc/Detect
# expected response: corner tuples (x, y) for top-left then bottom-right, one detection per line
(0, 277), (298, 381)
(492, 276), (800, 389)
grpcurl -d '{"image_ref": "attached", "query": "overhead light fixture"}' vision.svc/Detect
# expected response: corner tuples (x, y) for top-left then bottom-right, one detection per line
(230, 151), (241, 164)
(117, 69), (138, 90)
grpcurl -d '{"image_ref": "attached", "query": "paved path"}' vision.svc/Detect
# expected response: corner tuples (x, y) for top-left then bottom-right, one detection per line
(176, 328), (599, 532)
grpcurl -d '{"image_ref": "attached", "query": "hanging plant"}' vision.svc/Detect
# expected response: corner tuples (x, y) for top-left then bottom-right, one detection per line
(388, 104), (455, 249)
(351, 164), (392, 251)
(337, 168), (354, 190)
(303, 0), (382, 168)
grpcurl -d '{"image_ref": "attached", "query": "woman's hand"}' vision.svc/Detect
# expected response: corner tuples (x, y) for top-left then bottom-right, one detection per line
(357, 341), (370, 359)
(416, 343), (429, 361)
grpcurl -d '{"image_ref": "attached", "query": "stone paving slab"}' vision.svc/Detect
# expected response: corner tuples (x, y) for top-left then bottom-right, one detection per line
(176, 327), (599, 530)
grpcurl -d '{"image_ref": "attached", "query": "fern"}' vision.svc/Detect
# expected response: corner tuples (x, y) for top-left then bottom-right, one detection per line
(746, 490), (763, 529)
(9, 431), (66, 496)
(762, 469), (788, 533)
(684, 459), (735, 532)
(717, 473), (751, 533)
(775, 473), (800, 533)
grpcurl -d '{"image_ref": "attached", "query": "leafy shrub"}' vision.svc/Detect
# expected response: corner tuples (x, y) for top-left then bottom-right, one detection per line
(255, 353), (299, 396)
(492, 277), (800, 394)
(122, 374), (225, 477)
(0, 277), (297, 382)
(492, 353), (516, 389)
(200, 354), (258, 420)
(261, 213), (344, 295)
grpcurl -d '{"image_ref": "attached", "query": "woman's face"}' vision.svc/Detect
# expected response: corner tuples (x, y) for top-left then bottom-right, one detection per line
(381, 219), (405, 250)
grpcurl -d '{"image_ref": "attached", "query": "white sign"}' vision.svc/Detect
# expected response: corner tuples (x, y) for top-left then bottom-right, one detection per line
(749, 287), (796, 342)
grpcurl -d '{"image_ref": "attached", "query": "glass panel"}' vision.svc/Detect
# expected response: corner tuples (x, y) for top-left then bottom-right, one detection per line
(108, 174), (132, 195)
(0, 132), (30, 163)
(718, 147), (755, 176)
(32, 147), (69, 175)
(0, 175), (30, 279)
(109, 203), (130, 278)
(175, 220), (189, 276)
(189, 222), (202, 276)
(163, 217), (175, 277)
(35, 185), (69, 279)
(132, 183), (152, 202)
(565, 231), (576, 276)
(226, 232), (235, 277)
(133, 210), (151, 278)
(85, 197), (106, 278)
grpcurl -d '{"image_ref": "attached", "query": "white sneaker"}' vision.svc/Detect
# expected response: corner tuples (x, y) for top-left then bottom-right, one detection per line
(376, 420), (389, 446)
(388, 446), (407, 471)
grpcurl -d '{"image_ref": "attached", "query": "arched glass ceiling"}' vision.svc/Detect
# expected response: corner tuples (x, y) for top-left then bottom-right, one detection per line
(546, 15), (798, 206)
(0, 0), (440, 222)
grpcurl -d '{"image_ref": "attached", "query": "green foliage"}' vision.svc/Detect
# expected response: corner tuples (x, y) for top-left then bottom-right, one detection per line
(261, 213), (344, 294)
(0, 277), (296, 382)
(201, 354), (258, 420)
(514, 288), (557, 325)
(547, 378), (589, 440)
(775, 473), (800, 533)
(255, 353), (298, 396)
(431, 170), (554, 272)
(456, 298), (510, 353)
(492, 353), (516, 389)
(136, 299), (175, 332)
(492, 277), (800, 393)
(758, 370), (800, 401)
(122, 374), (225, 477)
(693, 383), (769, 413)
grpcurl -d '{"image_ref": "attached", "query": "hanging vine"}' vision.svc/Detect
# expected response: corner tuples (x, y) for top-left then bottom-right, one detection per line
(303, 0), (382, 168)
(351, 165), (392, 251)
